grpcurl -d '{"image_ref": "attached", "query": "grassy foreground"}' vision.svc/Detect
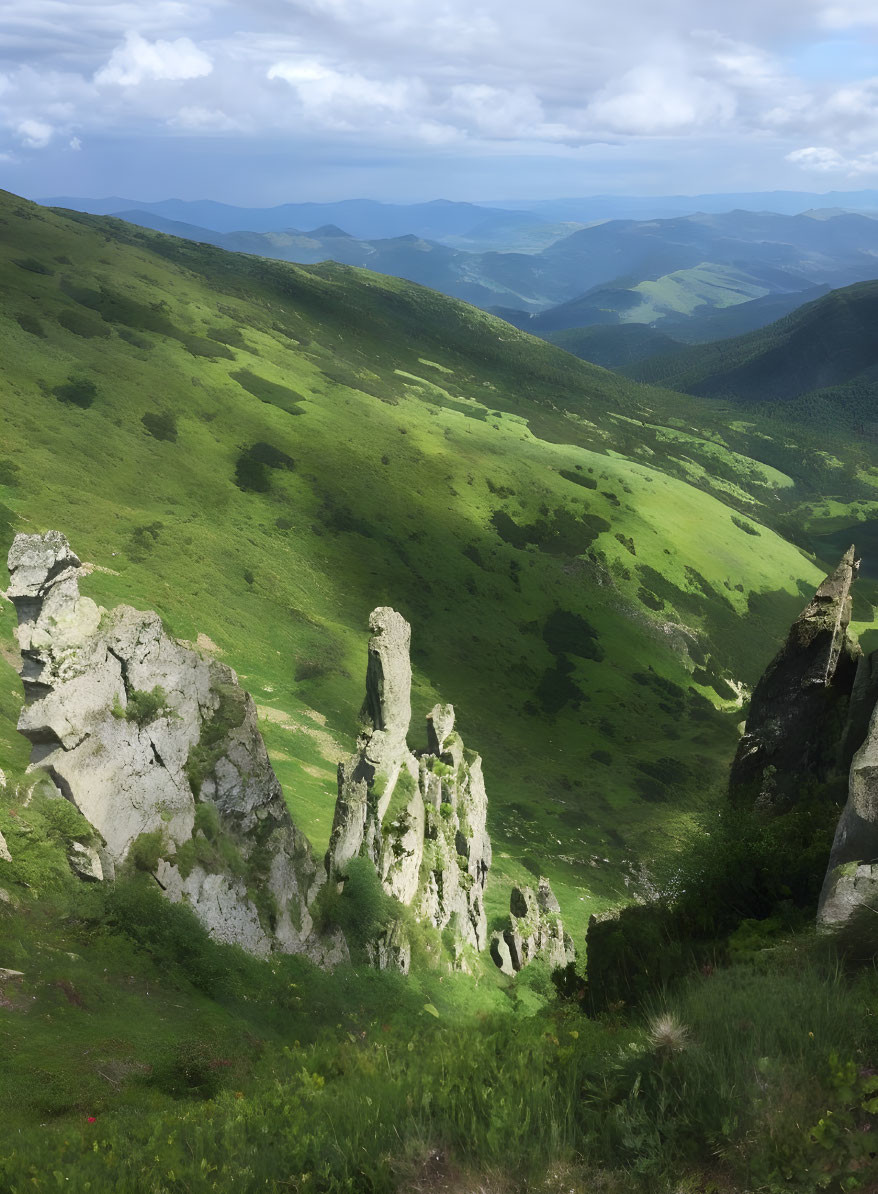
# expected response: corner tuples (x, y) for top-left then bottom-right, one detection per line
(1, 880), (876, 1193)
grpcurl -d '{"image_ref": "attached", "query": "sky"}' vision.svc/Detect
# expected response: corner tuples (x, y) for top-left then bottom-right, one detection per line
(1, 0), (877, 203)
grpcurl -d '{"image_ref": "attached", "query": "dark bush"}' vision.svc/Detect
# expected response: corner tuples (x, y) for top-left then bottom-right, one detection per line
(13, 257), (52, 274)
(141, 411), (178, 442)
(58, 308), (111, 338)
(53, 376), (97, 409)
(542, 609), (604, 661)
(16, 312), (45, 337)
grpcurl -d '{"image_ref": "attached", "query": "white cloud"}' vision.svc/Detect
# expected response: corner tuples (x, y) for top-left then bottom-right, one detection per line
(95, 32), (212, 86)
(787, 145), (878, 175)
(268, 58), (424, 130)
(167, 105), (239, 130)
(586, 64), (736, 135)
(818, 1), (878, 28)
(16, 117), (52, 147)
(69, 135), (82, 149)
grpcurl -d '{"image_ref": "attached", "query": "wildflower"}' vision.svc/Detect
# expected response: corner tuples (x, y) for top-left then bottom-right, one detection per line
(647, 1012), (690, 1057)
(86, 1116), (96, 1124)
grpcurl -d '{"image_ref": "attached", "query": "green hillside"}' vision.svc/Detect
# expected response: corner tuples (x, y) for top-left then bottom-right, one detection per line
(5, 190), (878, 937)
(3, 190), (878, 1190)
(627, 281), (878, 428)
(544, 323), (683, 368)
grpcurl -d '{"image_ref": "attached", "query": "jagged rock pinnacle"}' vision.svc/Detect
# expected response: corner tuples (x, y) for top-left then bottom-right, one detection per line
(328, 606), (492, 971)
(729, 548), (860, 811)
(361, 606), (412, 764)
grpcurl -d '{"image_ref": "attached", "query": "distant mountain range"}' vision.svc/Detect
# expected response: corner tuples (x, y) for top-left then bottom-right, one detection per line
(41, 196), (544, 242)
(490, 189), (878, 222)
(42, 196), (878, 334)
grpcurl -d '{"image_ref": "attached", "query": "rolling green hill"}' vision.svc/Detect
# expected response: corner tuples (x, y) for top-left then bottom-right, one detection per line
(626, 281), (878, 429)
(4, 189), (878, 940)
(544, 323), (684, 368)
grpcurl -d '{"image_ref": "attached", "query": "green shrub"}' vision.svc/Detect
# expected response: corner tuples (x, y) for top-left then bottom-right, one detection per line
(53, 376), (97, 409)
(13, 257), (52, 274)
(16, 312), (45, 337)
(121, 686), (174, 727)
(184, 683), (248, 794)
(732, 514), (760, 536)
(0, 458), (21, 486)
(141, 411), (178, 442)
(58, 308), (111, 339)
(128, 830), (165, 873)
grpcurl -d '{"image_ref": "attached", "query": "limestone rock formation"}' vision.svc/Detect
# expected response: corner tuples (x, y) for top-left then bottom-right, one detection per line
(6, 531), (339, 962)
(818, 698), (878, 934)
(729, 549), (860, 811)
(489, 878), (574, 975)
(327, 608), (492, 971)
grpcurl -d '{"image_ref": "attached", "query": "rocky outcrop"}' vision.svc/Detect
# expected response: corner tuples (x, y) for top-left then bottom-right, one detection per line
(327, 608), (492, 971)
(725, 545), (878, 940)
(729, 549), (861, 812)
(818, 696), (878, 934)
(490, 878), (574, 975)
(6, 531), (340, 963)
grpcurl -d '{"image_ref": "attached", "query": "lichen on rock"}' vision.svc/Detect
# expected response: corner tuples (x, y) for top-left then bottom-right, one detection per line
(489, 877), (574, 975)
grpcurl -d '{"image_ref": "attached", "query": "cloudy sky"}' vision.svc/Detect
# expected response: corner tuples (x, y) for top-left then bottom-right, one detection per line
(1, 0), (877, 202)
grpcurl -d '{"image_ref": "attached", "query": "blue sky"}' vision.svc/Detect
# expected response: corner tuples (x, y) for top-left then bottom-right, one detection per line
(1, 0), (877, 203)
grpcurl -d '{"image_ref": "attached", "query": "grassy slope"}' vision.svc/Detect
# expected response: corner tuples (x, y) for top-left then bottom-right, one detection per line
(4, 190), (878, 945)
(544, 324), (683, 368)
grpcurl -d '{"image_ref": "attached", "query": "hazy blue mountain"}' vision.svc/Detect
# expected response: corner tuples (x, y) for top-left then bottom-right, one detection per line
(59, 202), (878, 327)
(43, 195), (539, 241)
(104, 210), (548, 310)
(496, 190), (878, 222)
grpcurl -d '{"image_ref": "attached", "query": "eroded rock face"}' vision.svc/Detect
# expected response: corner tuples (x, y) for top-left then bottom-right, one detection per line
(818, 695), (878, 933)
(729, 549), (860, 812)
(490, 878), (574, 975)
(327, 611), (492, 971)
(6, 531), (340, 964)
